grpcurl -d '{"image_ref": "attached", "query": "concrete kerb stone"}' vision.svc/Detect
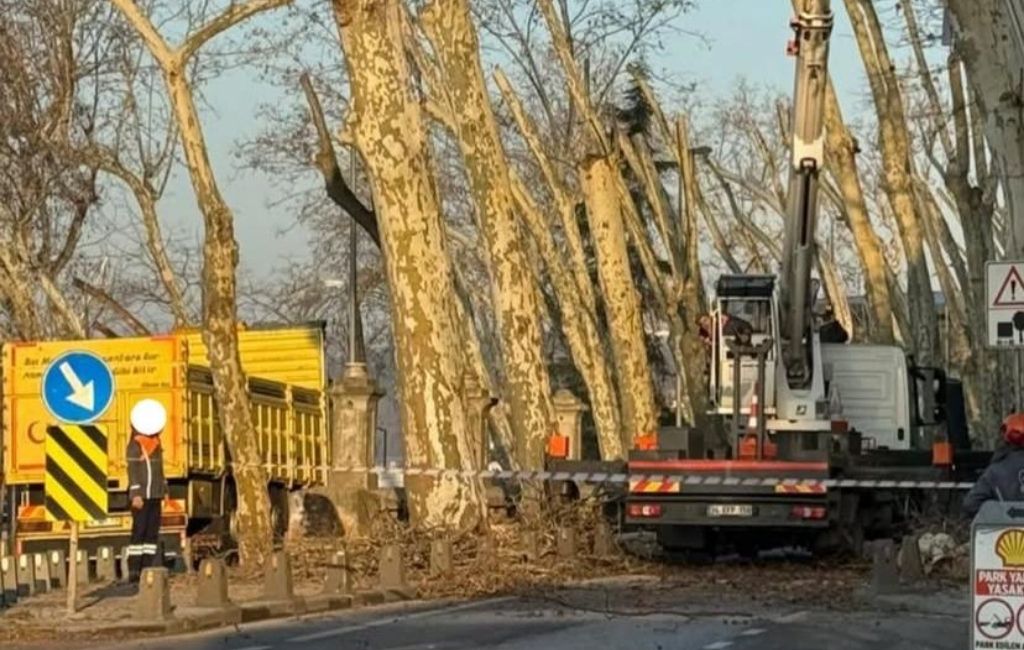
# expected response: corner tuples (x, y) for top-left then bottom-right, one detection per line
(592, 522), (615, 557)
(477, 535), (496, 566)
(96, 546), (116, 582)
(378, 544), (405, 590)
(48, 549), (66, 589)
(263, 551), (295, 602)
(521, 531), (540, 561)
(75, 550), (90, 585)
(898, 534), (924, 583)
(1, 555), (16, 606)
(32, 553), (51, 593)
(137, 567), (174, 622)
(196, 558), (233, 610)
(556, 527), (576, 558)
(324, 551), (352, 595)
(870, 539), (900, 595)
(16, 554), (34, 597)
(430, 539), (453, 577)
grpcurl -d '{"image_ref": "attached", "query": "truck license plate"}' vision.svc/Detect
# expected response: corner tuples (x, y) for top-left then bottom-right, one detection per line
(707, 504), (753, 517)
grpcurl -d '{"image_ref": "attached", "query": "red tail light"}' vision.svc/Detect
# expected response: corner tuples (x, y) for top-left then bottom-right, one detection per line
(790, 505), (827, 520)
(628, 503), (662, 518)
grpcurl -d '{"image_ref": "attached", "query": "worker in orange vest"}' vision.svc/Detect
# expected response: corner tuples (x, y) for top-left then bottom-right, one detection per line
(125, 399), (168, 584)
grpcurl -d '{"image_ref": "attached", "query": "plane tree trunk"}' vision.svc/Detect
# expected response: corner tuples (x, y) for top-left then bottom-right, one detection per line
(109, 0), (286, 569)
(331, 0), (481, 530)
(420, 0), (555, 472)
(844, 0), (938, 364)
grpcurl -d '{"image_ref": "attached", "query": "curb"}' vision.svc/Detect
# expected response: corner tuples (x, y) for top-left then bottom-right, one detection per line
(104, 587), (416, 636)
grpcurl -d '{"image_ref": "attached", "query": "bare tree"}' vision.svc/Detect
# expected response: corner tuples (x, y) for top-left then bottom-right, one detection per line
(108, 0), (293, 568)
(330, 0), (482, 530)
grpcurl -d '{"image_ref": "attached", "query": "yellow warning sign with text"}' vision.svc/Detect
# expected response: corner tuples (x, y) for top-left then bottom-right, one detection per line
(2, 336), (186, 486)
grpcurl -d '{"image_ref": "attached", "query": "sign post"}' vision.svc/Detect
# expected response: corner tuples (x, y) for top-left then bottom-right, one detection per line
(971, 501), (1024, 648)
(985, 261), (1024, 348)
(41, 351), (114, 615)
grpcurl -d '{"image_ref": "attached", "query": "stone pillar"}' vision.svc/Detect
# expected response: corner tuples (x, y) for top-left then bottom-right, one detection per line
(463, 372), (498, 469)
(328, 362), (384, 539)
(552, 389), (587, 461)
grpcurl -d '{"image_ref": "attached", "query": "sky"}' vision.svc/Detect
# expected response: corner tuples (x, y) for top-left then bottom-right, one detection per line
(153, 0), (929, 280)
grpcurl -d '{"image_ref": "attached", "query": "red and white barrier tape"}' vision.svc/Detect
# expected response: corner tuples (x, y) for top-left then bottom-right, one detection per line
(330, 466), (976, 490)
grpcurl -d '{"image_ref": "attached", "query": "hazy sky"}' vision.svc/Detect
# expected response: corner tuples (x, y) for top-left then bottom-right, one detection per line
(153, 0), (916, 281)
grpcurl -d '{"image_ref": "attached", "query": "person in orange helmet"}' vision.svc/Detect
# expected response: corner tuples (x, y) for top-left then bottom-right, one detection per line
(963, 413), (1024, 518)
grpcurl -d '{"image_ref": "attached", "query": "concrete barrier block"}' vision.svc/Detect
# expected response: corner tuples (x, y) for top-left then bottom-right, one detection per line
(96, 546), (115, 582)
(430, 539), (453, 577)
(324, 551), (351, 595)
(592, 522), (615, 557)
(556, 527), (576, 558)
(1, 555), (17, 606)
(521, 531), (540, 561)
(378, 544), (405, 589)
(476, 536), (496, 566)
(898, 534), (924, 582)
(137, 567), (174, 621)
(75, 550), (90, 585)
(32, 553), (50, 593)
(871, 539), (899, 595)
(196, 559), (233, 609)
(16, 554), (34, 596)
(48, 550), (66, 589)
(263, 551), (294, 601)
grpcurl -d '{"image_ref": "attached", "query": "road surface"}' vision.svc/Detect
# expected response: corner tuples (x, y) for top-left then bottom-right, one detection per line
(91, 579), (967, 650)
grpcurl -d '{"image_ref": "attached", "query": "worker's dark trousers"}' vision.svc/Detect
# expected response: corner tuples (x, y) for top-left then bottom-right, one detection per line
(127, 499), (161, 583)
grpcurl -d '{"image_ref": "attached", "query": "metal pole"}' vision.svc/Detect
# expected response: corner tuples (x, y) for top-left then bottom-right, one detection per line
(67, 522), (78, 614)
(756, 341), (771, 460)
(348, 147), (365, 365)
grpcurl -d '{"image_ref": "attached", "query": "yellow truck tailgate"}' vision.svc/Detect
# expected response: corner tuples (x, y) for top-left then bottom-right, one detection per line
(2, 336), (188, 487)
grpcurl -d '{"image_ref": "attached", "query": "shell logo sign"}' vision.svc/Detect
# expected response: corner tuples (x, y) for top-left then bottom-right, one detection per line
(998, 530), (1024, 568)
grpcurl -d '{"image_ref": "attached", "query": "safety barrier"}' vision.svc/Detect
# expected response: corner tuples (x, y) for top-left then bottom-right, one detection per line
(329, 465), (977, 490)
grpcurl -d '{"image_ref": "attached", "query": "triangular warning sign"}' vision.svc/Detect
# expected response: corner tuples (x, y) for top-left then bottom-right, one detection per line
(993, 265), (1024, 306)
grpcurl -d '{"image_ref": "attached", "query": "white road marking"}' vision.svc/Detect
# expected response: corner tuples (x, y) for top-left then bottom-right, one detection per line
(771, 610), (809, 624)
(703, 642), (733, 650)
(234, 646), (274, 650)
(286, 597), (514, 643)
(739, 627), (766, 636)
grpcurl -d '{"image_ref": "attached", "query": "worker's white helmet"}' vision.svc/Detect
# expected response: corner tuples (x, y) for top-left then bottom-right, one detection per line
(130, 399), (166, 436)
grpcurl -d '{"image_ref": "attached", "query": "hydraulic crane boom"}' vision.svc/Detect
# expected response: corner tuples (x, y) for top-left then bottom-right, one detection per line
(779, 0), (834, 389)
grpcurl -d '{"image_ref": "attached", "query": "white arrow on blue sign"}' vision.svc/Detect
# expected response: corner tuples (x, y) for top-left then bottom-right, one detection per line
(41, 351), (114, 424)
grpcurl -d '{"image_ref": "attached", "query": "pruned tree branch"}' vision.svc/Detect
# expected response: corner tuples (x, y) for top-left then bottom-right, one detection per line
(72, 275), (151, 335)
(298, 72), (380, 248)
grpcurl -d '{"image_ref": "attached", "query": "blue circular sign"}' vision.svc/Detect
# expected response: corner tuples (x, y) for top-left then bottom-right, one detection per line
(41, 350), (115, 424)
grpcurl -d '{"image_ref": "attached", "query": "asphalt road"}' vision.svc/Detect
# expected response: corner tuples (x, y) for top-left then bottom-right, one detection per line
(94, 586), (969, 650)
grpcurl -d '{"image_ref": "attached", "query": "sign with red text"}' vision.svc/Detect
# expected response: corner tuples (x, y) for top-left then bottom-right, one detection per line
(974, 527), (1024, 647)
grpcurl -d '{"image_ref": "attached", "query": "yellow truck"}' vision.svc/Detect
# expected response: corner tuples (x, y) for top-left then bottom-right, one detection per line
(0, 323), (329, 562)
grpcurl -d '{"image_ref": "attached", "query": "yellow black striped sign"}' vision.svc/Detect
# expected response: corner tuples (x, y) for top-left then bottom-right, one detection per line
(44, 424), (108, 522)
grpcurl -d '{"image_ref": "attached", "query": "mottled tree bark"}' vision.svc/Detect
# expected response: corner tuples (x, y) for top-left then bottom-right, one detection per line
(420, 0), (555, 472)
(109, 0), (286, 568)
(331, 0), (481, 530)
(510, 172), (625, 459)
(947, 0), (1024, 255)
(822, 82), (895, 344)
(845, 0), (937, 364)
(582, 155), (657, 449)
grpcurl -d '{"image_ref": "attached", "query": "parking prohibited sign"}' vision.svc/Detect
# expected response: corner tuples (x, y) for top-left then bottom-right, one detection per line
(987, 261), (1024, 348)
(972, 503), (1024, 648)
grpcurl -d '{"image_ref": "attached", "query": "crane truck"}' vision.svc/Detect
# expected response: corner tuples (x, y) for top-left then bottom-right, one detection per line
(551, 0), (987, 556)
